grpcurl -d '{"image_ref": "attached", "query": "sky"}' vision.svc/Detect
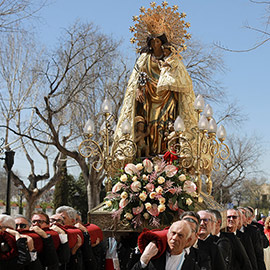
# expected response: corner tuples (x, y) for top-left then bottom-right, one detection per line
(12, 0), (270, 181)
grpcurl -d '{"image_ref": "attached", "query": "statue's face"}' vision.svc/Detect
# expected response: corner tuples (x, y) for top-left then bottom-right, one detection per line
(137, 122), (145, 131)
(150, 37), (162, 51)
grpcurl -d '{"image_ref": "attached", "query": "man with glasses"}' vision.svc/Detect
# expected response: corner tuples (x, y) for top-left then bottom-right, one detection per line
(49, 214), (65, 226)
(237, 207), (265, 270)
(197, 210), (226, 270)
(56, 205), (97, 270)
(179, 211), (201, 269)
(30, 211), (59, 269)
(31, 211), (71, 270)
(14, 214), (30, 230)
(226, 208), (253, 270)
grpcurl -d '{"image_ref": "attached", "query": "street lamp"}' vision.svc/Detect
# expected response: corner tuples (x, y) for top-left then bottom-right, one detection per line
(18, 187), (23, 215)
(5, 150), (15, 215)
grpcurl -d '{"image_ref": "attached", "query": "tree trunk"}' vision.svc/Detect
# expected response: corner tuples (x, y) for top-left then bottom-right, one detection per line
(24, 193), (40, 219)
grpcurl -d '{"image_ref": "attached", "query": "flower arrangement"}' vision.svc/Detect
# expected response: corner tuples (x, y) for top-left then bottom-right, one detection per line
(104, 158), (197, 229)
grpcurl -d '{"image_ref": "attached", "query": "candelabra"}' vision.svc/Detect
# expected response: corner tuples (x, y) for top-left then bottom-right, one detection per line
(78, 98), (137, 177)
(168, 94), (230, 195)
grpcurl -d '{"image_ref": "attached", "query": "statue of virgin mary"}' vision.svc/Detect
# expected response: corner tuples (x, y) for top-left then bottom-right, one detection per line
(114, 2), (197, 158)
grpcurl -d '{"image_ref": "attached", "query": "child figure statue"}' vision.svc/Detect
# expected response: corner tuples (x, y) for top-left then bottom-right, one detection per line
(134, 116), (150, 158)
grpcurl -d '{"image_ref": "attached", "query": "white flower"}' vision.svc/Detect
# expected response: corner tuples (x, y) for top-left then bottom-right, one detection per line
(139, 192), (147, 201)
(142, 174), (148, 181)
(132, 176), (138, 182)
(143, 159), (153, 173)
(105, 200), (112, 207)
(149, 192), (157, 199)
(131, 181), (142, 192)
(112, 182), (124, 193)
(183, 181), (197, 194)
(124, 213), (133, 220)
(157, 176), (165, 184)
(158, 197), (166, 204)
(136, 163), (144, 171)
(125, 163), (139, 175)
(145, 202), (152, 210)
(143, 212), (150, 220)
(120, 174), (128, 182)
(178, 174), (186, 181)
(164, 165), (178, 177)
(155, 186), (163, 194)
(186, 198), (193, 206)
(158, 204), (166, 213)
(119, 198), (128, 208)
(120, 191), (128, 199)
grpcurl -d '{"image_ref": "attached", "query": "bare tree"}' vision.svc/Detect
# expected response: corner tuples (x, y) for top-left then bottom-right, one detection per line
(215, 1), (270, 52)
(211, 135), (264, 204)
(0, 21), (130, 211)
(0, 31), (68, 217)
(0, 0), (47, 32)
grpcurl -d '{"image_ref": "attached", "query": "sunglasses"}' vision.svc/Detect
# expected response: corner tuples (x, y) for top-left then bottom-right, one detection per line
(32, 220), (48, 225)
(227, 215), (238, 219)
(15, 223), (28, 229)
(200, 218), (213, 223)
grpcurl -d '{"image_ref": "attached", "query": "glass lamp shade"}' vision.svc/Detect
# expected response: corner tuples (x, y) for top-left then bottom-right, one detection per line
(198, 115), (208, 131)
(99, 122), (106, 133)
(101, 98), (112, 114)
(217, 125), (226, 141)
(194, 94), (205, 111)
(121, 119), (131, 135)
(174, 116), (185, 132)
(203, 104), (213, 118)
(208, 118), (217, 133)
(83, 119), (95, 135)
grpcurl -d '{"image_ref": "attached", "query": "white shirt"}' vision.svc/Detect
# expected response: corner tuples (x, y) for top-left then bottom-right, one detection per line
(165, 251), (185, 270)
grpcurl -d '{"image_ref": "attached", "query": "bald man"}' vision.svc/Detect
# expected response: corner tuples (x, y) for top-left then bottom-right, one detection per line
(132, 220), (193, 270)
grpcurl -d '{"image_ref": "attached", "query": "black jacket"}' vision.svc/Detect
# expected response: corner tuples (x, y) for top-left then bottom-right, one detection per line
(131, 247), (200, 270)
(236, 229), (258, 270)
(220, 231), (252, 270)
(197, 234), (226, 270)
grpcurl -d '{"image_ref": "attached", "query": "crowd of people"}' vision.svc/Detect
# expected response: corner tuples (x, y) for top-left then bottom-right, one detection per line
(0, 205), (269, 270)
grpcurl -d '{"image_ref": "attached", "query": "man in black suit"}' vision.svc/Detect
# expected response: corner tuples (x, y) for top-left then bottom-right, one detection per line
(131, 220), (193, 270)
(238, 207), (266, 270)
(180, 211), (201, 270)
(226, 208), (253, 270)
(197, 210), (226, 270)
(246, 206), (269, 249)
(207, 209), (231, 270)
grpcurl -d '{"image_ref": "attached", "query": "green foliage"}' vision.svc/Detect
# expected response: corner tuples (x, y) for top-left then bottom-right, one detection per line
(53, 168), (88, 223)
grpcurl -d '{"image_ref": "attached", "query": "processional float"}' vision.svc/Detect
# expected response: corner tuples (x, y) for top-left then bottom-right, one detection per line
(79, 1), (229, 232)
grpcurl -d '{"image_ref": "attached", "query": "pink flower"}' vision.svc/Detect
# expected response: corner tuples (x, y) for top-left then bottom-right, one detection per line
(119, 198), (128, 208)
(164, 165), (178, 177)
(147, 203), (159, 217)
(167, 199), (179, 211)
(183, 181), (197, 194)
(131, 181), (142, 192)
(143, 159), (153, 173)
(132, 204), (144, 215)
(167, 188), (176, 194)
(125, 163), (139, 176)
(145, 183), (155, 192)
(112, 182), (124, 193)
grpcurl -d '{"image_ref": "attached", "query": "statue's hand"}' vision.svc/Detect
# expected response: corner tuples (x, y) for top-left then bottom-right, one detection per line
(136, 88), (144, 103)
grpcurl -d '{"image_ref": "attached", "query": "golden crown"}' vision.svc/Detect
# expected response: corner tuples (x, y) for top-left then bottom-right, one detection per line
(130, 1), (191, 54)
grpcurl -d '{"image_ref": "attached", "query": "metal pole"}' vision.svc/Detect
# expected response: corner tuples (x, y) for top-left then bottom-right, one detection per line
(5, 151), (15, 215)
